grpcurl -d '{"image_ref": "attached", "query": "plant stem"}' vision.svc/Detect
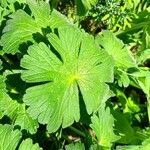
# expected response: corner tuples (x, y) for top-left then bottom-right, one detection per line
(69, 126), (85, 137)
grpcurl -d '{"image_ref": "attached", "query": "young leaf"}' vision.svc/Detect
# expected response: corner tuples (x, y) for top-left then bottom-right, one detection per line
(96, 31), (136, 69)
(90, 105), (120, 148)
(21, 27), (114, 133)
(19, 139), (42, 150)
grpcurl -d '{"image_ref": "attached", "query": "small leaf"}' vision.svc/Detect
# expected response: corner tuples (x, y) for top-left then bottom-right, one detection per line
(19, 139), (42, 150)
(111, 109), (136, 144)
(96, 31), (136, 69)
(137, 49), (150, 64)
(90, 105), (120, 147)
(14, 105), (39, 134)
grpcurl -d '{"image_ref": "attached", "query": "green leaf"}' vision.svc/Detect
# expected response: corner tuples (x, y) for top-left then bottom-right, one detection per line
(111, 109), (136, 144)
(81, 0), (98, 10)
(49, 9), (74, 29)
(0, 95), (38, 134)
(116, 69), (130, 87)
(96, 31), (136, 69)
(136, 49), (150, 64)
(0, 75), (38, 134)
(26, 0), (50, 27)
(116, 145), (140, 150)
(1, 0), (49, 54)
(116, 137), (150, 150)
(132, 70), (150, 97)
(90, 144), (106, 150)
(0, 0), (74, 54)
(75, 0), (98, 15)
(50, 0), (60, 8)
(65, 141), (85, 150)
(0, 124), (42, 150)
(0, 124), (22, 150)
(90, 105), (120, 147)
(14, 104), (39, 134)
(19, 138), (42, 150)
(21, 27), (114, 133)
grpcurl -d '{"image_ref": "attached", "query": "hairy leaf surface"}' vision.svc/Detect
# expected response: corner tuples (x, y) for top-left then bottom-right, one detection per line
(21, 27), (114, 133)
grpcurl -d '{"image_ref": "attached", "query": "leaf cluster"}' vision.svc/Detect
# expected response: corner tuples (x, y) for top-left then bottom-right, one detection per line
(0, 0), (150, 150)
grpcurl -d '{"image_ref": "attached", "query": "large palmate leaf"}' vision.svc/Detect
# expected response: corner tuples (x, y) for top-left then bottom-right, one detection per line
(96, 31), (136, 69)
(90, 105), (120, 148)
(0, 124), (42, 150)
(21, 27), (114, 133)
(0, 75), (38, 134)
(0, 0), (72, 54)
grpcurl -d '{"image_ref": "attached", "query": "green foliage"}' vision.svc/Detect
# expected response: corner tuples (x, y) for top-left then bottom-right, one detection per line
(0, 0), (150, 149)
(116, 138), (150, 150)
(0, 124), (42, 150)
(65, 141), (85, 150)
(90, 105), (120, 148)
(21, 27), (114, 132)
(96, 30), (136, 69)
(75, 0), (98, 15)
(0, 0), (73, 54)
(19, 139), (42, 150)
